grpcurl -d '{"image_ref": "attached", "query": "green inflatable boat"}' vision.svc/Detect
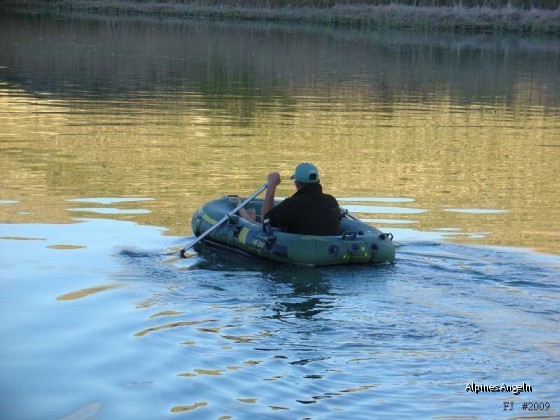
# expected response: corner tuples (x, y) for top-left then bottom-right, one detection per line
(191, 195), (395, 266)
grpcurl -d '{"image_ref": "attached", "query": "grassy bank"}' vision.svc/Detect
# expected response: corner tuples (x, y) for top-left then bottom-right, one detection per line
(3, 0), (560, 34)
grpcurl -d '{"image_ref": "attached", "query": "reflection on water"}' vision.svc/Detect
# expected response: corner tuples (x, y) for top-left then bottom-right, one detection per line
(56, 283), (121, 300)
(0, 15), (560, 417)
(1, 14), (559, 254)
(1, 210), (559, 418)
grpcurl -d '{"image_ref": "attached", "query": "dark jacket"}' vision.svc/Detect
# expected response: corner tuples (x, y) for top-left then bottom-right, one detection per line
(264, 183), (341, 235)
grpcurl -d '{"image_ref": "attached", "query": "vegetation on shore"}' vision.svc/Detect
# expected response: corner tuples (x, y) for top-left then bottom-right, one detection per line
(3, 0), (560, 34)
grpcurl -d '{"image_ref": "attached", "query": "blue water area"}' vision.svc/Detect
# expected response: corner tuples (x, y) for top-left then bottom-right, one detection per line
(1, 217), (559, 419)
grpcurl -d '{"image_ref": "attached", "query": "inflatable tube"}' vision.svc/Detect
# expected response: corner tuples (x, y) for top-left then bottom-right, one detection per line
(191, 195), (395, 266)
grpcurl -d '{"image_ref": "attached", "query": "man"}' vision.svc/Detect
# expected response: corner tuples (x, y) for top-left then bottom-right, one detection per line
(259, 163), (341, 236)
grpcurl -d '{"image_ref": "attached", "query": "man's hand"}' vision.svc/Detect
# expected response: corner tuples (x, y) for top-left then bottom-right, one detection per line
(238, 207), (257, 222)
(267, 172), (281, 188)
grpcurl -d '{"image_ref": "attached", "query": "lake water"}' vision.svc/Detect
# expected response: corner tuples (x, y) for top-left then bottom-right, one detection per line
(1, 12), (559, 419)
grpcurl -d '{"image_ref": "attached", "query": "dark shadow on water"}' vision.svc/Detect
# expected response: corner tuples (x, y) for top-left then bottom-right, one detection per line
(185, 242), (397, 319)
(265, 265), (332, 320)
(117, 237), (560, 329)
(2, 13), (559, 109)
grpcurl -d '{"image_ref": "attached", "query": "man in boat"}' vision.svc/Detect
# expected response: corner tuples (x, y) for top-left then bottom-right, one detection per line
(240, 163), (341, 235)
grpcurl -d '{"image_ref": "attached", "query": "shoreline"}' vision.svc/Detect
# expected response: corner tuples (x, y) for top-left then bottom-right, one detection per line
(3, 0), (560, 35)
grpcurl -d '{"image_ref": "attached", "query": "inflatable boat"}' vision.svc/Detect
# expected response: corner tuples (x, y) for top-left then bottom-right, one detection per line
(190, 195), (395, 266)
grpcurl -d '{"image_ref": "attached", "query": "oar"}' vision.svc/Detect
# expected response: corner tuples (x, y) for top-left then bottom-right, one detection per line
(180, 183), (268, 258)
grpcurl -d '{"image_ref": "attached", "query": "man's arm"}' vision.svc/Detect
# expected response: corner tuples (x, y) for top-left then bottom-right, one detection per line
(261, 172), (281, 220)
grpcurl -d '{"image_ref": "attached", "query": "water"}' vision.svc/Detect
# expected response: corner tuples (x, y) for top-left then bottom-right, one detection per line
(1, 12), (559, 419)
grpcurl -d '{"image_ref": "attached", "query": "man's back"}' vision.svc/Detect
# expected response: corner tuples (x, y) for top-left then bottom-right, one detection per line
(265, 183), (341, 235)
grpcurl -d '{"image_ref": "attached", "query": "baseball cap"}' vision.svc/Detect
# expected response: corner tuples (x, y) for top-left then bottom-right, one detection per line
(290, 162), (320, 184)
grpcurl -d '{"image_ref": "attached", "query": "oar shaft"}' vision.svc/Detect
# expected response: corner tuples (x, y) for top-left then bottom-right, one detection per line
(180, 183), (268, 257)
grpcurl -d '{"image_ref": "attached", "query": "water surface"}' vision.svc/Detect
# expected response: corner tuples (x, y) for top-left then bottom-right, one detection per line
(1, 13), (559, 419)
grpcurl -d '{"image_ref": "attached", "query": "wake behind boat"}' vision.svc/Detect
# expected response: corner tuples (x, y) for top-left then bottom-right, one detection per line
(190, 195), (395, 265)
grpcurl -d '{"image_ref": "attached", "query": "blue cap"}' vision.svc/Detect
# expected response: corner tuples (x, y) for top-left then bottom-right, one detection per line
(290, 162), (320, 184)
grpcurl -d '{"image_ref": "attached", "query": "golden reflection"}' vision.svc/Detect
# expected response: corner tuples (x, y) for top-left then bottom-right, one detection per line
(269, 405), (289, 411)
(1, 21), (559, 256)
(170, 402), (207, 412)
(178, 369), (225, 376)
(135, 300), (156, 309)
(197, 326), (222, 334)
(56, 284), (121, 301)
(134, 319), (217, 337)
(0, 236), (45, 241)
(338, 384), (379, 393)
(149, 310), (183, 318)
(194, 369), (224, 376)
(237, 398), (257, 403)
(47, 244), (86, 250)
(2, 81), (558, 254)
(220, 334), (256, 343)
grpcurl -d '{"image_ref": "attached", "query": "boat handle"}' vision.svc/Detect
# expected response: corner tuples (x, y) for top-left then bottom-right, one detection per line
(342, 231), (357, 240)
(379, 233), (393, 241)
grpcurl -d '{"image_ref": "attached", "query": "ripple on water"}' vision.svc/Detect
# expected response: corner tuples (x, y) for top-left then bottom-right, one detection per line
(1, 213), (559, 418)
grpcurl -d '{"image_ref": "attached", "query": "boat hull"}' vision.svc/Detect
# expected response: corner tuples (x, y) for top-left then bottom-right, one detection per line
(191, 195), (395, 266)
